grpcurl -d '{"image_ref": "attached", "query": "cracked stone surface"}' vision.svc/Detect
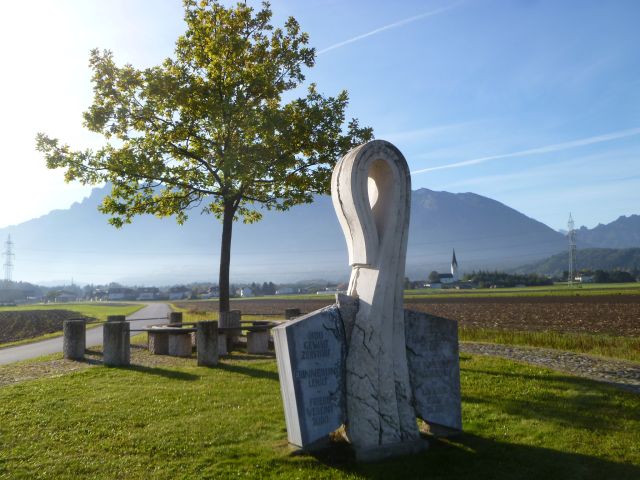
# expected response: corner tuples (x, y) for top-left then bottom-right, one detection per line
(405, 310), (462, 430)
(272, 305), (347, 448)
(332, 140), (419, 451)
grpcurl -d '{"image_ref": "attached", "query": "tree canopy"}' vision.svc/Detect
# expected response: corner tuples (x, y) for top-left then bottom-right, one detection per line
(36, 0), (373, 311)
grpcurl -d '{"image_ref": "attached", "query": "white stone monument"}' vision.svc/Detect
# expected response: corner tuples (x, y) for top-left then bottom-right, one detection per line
(273, 140), (461, 461)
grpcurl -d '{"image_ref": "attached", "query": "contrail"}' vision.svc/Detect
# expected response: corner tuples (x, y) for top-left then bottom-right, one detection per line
(411, 127), (640, 175)
(317, 4), (460, 55)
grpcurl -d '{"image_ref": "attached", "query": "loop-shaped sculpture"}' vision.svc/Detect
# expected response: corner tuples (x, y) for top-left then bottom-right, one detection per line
(332, 140), (420, 451)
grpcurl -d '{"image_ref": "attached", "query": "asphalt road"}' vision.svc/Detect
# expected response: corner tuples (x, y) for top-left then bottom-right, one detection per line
(0, 303), (171, 366)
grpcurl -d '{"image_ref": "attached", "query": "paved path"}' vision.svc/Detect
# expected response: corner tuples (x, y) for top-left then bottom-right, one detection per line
(0, 303), (171, 366)
(461, 342), (640, 394)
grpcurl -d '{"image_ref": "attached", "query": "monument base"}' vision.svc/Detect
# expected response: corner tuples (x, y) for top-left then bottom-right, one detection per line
(354, 438), (429, 463)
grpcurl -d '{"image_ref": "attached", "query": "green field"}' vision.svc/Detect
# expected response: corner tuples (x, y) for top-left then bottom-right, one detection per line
(405, 282), (640, 299)
(197, 282), (640, 303)
(0, 352), (638, 479)
(0, 302), (144, 320)
(0, 303), (145, 349)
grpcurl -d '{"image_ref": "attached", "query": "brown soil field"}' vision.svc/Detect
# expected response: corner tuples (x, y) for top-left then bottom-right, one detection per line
(0, 310), (90, 344)
(176, 295), (640, 337)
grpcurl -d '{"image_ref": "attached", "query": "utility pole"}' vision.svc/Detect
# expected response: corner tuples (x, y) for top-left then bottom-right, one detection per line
(2, 234), (15, 284)
(567, 214), (576, 286)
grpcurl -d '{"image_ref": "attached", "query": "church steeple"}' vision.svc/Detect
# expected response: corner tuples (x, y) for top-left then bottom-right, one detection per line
(451, 249), (458, 281)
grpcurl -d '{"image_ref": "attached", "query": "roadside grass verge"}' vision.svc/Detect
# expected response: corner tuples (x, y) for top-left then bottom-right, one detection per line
(0, 353), (638, 479)
(460, 328), (640, 363)
(0, 303), (145, 349)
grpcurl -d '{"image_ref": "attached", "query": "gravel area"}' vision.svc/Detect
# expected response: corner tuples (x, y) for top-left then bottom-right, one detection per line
(461, 342), (640, 394)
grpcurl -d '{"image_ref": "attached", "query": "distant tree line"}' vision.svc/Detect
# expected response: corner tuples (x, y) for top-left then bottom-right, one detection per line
(463, 271), (553, 288)
(246, 282), (278, 296)
(564, 269), (639, 283)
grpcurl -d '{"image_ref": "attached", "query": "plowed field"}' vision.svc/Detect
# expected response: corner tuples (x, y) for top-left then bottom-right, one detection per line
(0, 310), (90, 344)
(176, 295), (640, 337)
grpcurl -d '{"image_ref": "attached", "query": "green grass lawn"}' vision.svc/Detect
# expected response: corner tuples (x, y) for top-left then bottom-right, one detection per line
(0, 303), (145, 349)
(0, 353), (638, 479)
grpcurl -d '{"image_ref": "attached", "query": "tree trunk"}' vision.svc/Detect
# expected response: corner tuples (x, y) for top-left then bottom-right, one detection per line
(219, 200), (235, 314)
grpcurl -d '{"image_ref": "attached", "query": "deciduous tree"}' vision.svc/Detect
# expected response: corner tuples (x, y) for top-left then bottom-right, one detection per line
(37, 0), (373, 312)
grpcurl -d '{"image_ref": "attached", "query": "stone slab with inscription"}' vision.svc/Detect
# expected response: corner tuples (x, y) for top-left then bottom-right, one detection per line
(272, 305), (347, 449)
(404, 310), (462, 431)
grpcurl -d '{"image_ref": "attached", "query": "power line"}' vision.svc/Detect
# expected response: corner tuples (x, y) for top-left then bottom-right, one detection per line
(567, 213), (577, 286)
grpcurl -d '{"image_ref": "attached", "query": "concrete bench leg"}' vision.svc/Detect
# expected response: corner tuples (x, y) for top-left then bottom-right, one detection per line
(218, 333), (228, 356)
(63, 319), (86, 360)
(247, 331), (270, 354)
(148, 332), (169, 355)
(196, 321), (218, 366)
(169, 312), (183, 326)
(168, 334), (192, 357)
(103, 321), (130, 366)
(219, 310), (241, 351)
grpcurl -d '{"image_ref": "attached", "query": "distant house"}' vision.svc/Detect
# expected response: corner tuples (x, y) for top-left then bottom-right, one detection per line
(275, 287), (294, 295)
(136, 287), (159, 301)
(55, 292), (77, 303)
(238, 287), (254, 298)
(316, 289), (344, 295)
(576, 275), (594, 283)
(430, 249), (460, 286)
(168, 286), (191, 300)
(108, 288), (136, 301)
(438, 273), (455, 285)
(200, 286), (219, 299)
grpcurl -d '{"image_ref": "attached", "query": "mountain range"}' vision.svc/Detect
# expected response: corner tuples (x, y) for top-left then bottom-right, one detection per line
(0, 185), (637, 285)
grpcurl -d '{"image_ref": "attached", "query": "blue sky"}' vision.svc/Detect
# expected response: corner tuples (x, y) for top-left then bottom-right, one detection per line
(1, 0), (638, 230)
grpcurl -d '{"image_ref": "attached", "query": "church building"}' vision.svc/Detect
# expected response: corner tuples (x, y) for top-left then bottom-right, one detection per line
(437, 249), (459, 285)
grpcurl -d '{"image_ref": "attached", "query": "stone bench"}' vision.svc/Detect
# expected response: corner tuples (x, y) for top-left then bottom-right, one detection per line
(141, 322), (221, 363)
(142, 320), (278, 357)
(143, 326), (196, 357)
(239, 321), (277, 354)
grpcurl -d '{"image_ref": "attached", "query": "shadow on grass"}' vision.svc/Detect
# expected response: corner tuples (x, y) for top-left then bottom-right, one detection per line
(216, 362), (279, 381)
(295, 433), (640, 480)
(110, 364), (200, 381)
(224, 352), (276, 361)
(467, 366), (640, 395)
(463, 368), (639, 431)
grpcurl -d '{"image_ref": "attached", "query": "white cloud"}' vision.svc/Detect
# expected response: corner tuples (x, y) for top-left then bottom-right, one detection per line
(317, 3), (461, 55)
(411, 127), (640, 175)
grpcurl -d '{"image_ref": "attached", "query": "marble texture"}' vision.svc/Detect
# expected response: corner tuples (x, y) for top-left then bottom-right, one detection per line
(274, 139), (462, 460)
(405, 310), (462, 431)
(331, 140), (419, 451)
(273, 305), (347, 449)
